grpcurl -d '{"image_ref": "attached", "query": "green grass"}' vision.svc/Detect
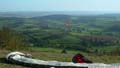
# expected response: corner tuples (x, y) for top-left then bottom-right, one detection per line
(0, 47), (120, 68)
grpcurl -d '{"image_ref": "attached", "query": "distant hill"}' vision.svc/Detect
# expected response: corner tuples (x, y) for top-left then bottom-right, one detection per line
(0, 11), (106, 18)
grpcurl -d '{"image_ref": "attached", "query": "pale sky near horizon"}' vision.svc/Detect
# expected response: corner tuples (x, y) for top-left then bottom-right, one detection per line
(0, 0), (120, 12)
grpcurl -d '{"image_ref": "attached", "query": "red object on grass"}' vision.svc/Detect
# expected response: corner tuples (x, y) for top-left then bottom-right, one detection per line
(72, 53), (93, 63)
(76, 55), (84, 63)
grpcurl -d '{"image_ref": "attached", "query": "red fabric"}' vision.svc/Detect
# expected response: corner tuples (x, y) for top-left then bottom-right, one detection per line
(76, 55), (84, 63)
(65, 21), (71, 27)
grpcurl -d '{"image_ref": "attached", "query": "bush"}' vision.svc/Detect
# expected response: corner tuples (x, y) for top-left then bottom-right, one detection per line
(0, 27), (27, 50)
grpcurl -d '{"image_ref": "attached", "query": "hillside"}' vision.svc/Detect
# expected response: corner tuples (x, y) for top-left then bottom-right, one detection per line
(0, 14), (120, 54)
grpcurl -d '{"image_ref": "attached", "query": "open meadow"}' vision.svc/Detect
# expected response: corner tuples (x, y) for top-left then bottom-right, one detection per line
(0, 47), (120, 68)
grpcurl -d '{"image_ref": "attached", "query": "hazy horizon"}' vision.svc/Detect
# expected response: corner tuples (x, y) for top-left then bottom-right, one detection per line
(0, 0), (120, 13)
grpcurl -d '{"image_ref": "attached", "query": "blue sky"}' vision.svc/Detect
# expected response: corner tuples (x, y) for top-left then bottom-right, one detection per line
(0, 0), (120, 12)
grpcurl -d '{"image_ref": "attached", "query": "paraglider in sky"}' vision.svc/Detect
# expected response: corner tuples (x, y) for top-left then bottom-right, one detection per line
(65, 21), (71, 27)
(64, 21), (71, 33)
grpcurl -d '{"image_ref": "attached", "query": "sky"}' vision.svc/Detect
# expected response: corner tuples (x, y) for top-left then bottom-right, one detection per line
(0, 0), (120, 12)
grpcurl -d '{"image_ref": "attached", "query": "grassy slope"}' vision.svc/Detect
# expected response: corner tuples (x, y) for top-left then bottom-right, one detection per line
(0, 47), (120, 68)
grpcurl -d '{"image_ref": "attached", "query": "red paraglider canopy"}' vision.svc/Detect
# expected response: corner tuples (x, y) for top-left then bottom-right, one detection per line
(65, 21), (71, 27)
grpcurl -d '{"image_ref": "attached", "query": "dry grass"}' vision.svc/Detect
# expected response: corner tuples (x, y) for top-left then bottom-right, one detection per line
(0, 48), (120, 68)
